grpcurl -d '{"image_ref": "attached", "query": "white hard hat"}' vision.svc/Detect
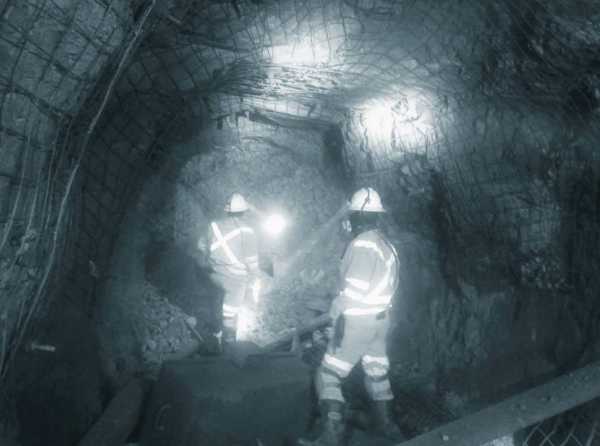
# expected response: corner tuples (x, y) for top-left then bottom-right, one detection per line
(349, 187), (386, 213)
(225, 193), (249, 213)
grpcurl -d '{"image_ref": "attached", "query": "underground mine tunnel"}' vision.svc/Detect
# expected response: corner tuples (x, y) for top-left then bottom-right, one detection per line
(2, 1), (600, 445)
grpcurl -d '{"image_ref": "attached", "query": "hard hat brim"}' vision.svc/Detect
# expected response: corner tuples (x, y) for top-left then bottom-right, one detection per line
(348, 206), (386, 213)
(225, 206), (249, 212)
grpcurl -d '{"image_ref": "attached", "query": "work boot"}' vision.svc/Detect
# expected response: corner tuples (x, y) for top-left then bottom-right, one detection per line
(297, 400), (347, 446)
(371, 400), (406, 442)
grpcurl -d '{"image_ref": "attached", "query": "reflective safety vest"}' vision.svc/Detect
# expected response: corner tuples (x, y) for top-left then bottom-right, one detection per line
(338, 230), (399, 316)
(208, 217), (259, 277)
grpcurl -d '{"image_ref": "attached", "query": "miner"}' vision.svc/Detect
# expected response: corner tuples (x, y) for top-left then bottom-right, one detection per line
(201, 193), (262, 350)
(299, 187), (405, 445)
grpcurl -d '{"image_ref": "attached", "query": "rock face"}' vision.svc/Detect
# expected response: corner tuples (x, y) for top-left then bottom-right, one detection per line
(94, 192), (205, 384)
(0, 2), (131, 445)
(386, 229), (559, 407)
(0, 0), (130, 301)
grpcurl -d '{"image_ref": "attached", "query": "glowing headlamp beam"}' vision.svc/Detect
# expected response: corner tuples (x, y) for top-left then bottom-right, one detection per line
(263, 214), (287, 237)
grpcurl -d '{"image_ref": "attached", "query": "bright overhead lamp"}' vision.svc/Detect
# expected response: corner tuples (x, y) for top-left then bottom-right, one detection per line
(361, 91), (435, 154)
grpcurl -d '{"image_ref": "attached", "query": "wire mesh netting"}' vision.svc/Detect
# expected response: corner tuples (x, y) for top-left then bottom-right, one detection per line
(517, 401), (600, 446)
(1, 1), (600, 440)
(0, 0), (135, 380)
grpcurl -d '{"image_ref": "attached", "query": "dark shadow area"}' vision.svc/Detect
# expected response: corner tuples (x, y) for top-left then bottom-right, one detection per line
(144, 241), (221, 330)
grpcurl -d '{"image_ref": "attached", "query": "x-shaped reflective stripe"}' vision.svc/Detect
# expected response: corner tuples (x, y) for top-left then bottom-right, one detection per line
(210, 223), (252, 268)
(210, 224), (253, 252)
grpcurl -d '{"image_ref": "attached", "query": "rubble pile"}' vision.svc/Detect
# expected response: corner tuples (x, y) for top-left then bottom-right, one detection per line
(134, 283), (200, 374)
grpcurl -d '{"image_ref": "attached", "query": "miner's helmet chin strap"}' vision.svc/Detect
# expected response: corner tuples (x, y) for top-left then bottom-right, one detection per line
(360, 188), (371, 213)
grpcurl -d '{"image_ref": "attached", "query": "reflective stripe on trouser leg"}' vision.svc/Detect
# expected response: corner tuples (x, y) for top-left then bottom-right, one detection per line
(364, 375), (393, 401)
(362, 355), (390, 379)
(363, 355), (393, 401)
(322, 353), (354, 377)
(317, 350), (354, 402)
(361, 319), (392, 401)
(316, 366), (345, 402)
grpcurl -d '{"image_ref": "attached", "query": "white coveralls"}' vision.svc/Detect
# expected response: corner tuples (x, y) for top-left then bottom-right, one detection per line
(317, 229), (399, 402)
(207, 216), (260, 341)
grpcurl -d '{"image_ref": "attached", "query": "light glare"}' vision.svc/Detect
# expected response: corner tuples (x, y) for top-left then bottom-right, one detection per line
(236, 306), (256, 341)
(361, 92), (435, 154)
(270, 39), (330, 66)
(263, 214), (287, 237)
(363, 102), (395, 142)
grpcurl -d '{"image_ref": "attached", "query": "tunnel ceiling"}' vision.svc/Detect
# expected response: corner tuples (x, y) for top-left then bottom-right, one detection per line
(135, 0), (600, 119)
(131, 0), (469, 123)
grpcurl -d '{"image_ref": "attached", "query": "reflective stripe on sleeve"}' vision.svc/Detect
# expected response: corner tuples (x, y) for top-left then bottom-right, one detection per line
(225, 265), (248, 276)
(342, 287), (366, 302)
(345, 277), (370, 291)
(343, 307), (387, 316)
(353, 240), (385, 260)
(367, 294), (393, 305)
(342, 290), (392, 306)
(362, 252), (396, 305)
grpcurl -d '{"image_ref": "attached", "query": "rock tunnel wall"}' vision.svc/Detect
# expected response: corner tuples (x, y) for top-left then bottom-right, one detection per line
(0, 0), (129, 362)
(0, 0), (600, 445)
(0, 2), (135, 442)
